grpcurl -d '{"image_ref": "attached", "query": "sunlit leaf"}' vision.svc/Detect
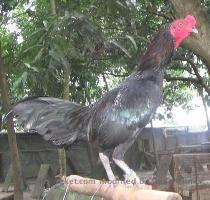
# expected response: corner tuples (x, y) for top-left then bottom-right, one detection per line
(110, 40), (132, 58)
(23, 63), (39, 72)
(43, 20), (48, 28)
(126, 35), (137, 50)
(13, 72), (28, 88)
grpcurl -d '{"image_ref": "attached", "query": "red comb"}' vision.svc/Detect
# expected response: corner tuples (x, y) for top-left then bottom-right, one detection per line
(184, 15), (196, 26)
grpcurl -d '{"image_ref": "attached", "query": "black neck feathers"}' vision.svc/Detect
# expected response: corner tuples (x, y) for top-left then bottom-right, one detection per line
(137, 28), (175, 72)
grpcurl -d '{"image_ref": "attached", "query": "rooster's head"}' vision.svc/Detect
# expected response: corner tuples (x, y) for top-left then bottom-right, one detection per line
(169, 15), (198, 48)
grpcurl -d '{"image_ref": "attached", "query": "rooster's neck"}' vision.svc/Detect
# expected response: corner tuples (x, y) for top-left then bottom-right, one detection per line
(137, 28), (175, 73)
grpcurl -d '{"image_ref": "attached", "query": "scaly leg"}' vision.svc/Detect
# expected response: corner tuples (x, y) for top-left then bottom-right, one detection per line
(112, 127), (144, 185)
(112, 141), (140, 184)
(99, 152), (116, 181)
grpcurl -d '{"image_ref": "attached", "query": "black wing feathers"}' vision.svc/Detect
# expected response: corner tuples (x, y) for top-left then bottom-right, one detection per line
(7, 97), (90, 146)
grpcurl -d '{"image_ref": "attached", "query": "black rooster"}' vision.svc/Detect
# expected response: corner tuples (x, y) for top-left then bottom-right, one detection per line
(6, 15), (198, 183)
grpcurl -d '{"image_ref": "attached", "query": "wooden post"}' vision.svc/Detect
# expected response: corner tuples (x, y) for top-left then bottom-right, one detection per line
(63, 175), (183, 200)
(2, 164), (13, 192)
(156, 155), (173, 185)
(150, 121), (159, 167)
(2, 164), (28, 192)
(0, 50), (23, 199)
(31, 164), (56, 198)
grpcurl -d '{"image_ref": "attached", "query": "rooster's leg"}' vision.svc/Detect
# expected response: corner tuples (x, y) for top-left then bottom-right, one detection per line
(112, 140), (140, 183)
(99, 152), (116, 181)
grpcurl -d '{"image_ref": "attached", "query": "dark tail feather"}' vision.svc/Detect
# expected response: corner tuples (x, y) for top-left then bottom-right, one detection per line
(6, 96), (91, 146)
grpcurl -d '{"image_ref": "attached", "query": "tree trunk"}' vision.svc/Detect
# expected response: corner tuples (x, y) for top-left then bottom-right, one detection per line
(58, 66), (70, 177)
(0, 55), (23, 199)
(169, 0), (210, 74)
(49, 0), (67, 177)
(50, 0), (56, 16)
(102, 72), (109, 92)
(63, 66), (70, 101)
(0, 113), (2, 131)
(199, 89), (210, 130)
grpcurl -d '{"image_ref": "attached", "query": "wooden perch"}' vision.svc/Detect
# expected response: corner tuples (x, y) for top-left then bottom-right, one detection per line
(63, 175), (182, 200)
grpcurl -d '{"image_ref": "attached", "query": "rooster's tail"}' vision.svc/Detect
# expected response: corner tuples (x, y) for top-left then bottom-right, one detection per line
(5, 97), (90, 146)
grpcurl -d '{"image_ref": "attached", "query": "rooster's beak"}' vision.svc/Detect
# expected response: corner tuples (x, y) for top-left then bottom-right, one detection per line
(191, 27), (198, 34)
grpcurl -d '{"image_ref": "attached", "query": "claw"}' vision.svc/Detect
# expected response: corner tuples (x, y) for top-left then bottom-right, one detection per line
(124, 170), (141, 185)
(124, 170), (152, 189)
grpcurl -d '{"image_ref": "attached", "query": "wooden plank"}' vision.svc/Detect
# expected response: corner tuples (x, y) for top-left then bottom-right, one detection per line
(1, 165), (12, 192)
(0, 193), (14, 200)
(192, 188), (210, 200)
(62, 175), (182, 200)
(156, 155), (173, 184)
(31, 164), (56, 199)
(173, 153), (210, 193)
(1, 164), (28, 193)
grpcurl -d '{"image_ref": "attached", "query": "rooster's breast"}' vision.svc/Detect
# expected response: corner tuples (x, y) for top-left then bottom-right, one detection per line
(96, 79), (163, 150)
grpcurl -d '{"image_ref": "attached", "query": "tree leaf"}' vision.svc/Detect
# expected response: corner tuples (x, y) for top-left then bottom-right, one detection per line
(33, 48), (44, 63)
(49, 49), (61, 63)
(109, 40), (132, 58)
(23, 63), (39, 72)
(22, 44), (43, 54)
(13, 72), (28, 88)
(126, 35), (137, 50)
